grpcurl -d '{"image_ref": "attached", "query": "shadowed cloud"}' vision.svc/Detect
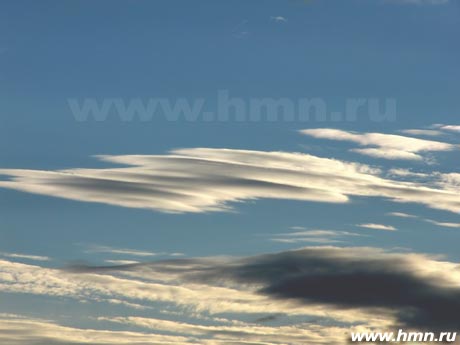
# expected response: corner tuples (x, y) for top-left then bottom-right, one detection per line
(70, 246), (460, 332)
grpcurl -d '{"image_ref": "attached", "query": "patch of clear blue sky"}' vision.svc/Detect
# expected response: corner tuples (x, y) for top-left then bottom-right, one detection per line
(0, 0), (459, 267)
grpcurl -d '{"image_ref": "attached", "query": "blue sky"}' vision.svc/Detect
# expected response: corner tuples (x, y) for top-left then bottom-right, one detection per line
(1, 0), (460, 344)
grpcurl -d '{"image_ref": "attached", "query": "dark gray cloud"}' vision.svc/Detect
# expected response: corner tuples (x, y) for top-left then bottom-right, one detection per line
(70, 247), (460, 332)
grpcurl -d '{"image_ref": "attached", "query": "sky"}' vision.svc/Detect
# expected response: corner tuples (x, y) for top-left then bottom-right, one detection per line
(0, 0), (460, 344)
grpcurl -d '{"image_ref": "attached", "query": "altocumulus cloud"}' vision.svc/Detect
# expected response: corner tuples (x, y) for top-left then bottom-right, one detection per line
(0, 313), (354, 345)
(3, 247), (460, 344)
(0, 250), (387, 345)
(71, 246), (460, 332)
(1, 147), (460, 214)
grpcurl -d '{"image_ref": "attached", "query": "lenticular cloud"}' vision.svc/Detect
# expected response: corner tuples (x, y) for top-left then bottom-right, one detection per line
(0, 148), (459, 213)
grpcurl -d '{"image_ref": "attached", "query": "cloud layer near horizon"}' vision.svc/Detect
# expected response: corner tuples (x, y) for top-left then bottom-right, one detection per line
(1, 148), (460, 214)
(2, 246), (460, 344)
(74, 246), (460, 331)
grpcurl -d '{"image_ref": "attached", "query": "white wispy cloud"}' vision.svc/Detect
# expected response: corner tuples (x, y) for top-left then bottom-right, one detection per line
(0, 313), (360, 345)
(388, 168), (430, 178)
(104, 259), (140, 265)
(301, 128), (457, 161)
(357, 223), (397, 231)
(270, 16), (287, 23)
(99, 315), (352, 344)
(400, 129), (444, 137)
(434, 124), (460, 133)
(352, 147), (423, 160)
(84, 245), (158, 257)
(270, 228), (364, 244)
(0, 252), (50, 262)
(386, 211), (460, 229)
(0, 314), (198, 345)
(387, 212), (419, 218)
(424, 219), (460, 229)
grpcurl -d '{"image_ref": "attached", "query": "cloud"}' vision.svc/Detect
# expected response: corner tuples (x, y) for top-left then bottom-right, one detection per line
(0, 314), (198, 345)
(1, 258), (284, 320)
(4, 247), (460, 341)
(434, 124), (460, 133)
(104, 260), (140, 265)
(424, 219), (460, 229)
(0, 254), (384, 345)
(270, 228), (364, 244)
(387, 212), (418, 218)
(357, 223), (397, 231)
(386, 211), (460, 229)
(99, 315), (350, 344)
(1, 148), (460, 215)
(239, 249), (459, 331)
(71, 247), (460, 332)
(300, 128), (457, 161)
(0, 252), (50, 262)
(387, 168), (430, 179)
(400, 129), (444, 137)
(84, 245), (158, 257)
(270, 16), (287, 23)
(0, 313), (358, 345)
(351, 148), (423, 161)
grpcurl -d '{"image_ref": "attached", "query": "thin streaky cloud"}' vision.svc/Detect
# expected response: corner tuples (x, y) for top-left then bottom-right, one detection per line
(386, 212), (460, 229)
(282, 229), (362, 237)
(170, 252), (186, 257)
(270, 237), (343, 244)
(104, 260), (140, 265)
(85, 245), (158, 257)
(98, 315), (346, 342)
(270, 16), (287, 23)
(289, 226), (307, 231)
(351, 147), (423, 161)
(424, 219), (460, 229)
(400, 129), (444, 137)
(436, 124), (460, 133)
(270, 228), (365, 245)
(0, 252), (50, 262)
(0, 313), (358, 345)
(300, 128), (457, 161)
(388, 168), (430, 178)
(0, 314), (201, 345)
(357, 223), (397, 231)
(387, 212), (419, 218)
